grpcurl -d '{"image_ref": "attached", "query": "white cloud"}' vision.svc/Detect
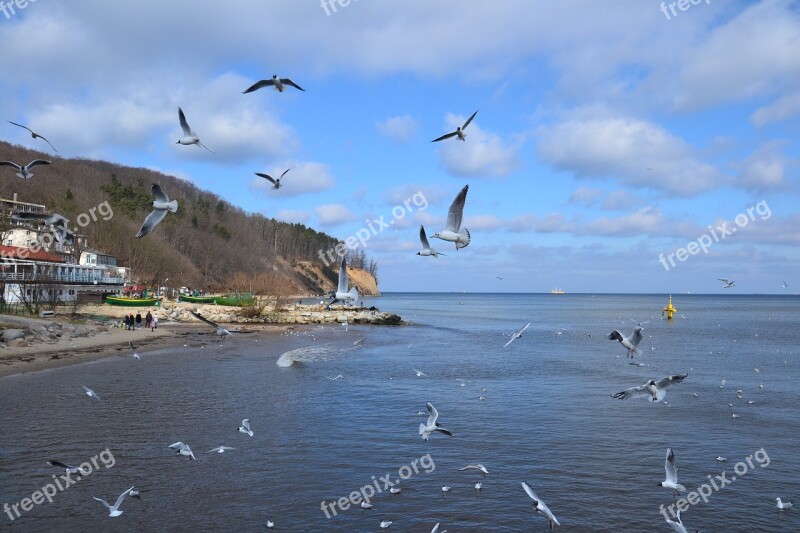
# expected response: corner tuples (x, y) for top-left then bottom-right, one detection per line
(537, 117), (725, 196)
(376, 115), (418, 143)
(275, 210), (310, 224)
(737, 143), (793, 191)
(315, 204), (357, 227)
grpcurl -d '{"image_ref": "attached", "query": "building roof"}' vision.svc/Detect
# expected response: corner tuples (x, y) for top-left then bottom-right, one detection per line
(0, 245), (66, 263)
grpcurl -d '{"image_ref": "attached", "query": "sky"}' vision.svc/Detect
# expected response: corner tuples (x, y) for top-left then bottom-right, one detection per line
(1, 0), (798, 293)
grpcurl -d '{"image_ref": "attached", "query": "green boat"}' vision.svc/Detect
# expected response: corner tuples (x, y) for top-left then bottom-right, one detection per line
(214, 293), (255, 306)
(105, 296), (160, 307)
(179, 294), (217, 304)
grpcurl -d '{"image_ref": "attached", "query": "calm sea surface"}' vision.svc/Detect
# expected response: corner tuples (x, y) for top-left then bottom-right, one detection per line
(1, 293), (799, 532)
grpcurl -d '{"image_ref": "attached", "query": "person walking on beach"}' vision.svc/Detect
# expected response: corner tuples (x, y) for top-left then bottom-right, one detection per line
(124, 314), (131, 331)
(129, 313), (135, 330)
(135, 312), (142, 329)
(151, 313), (158, 332)
(145, 311), (153, 329)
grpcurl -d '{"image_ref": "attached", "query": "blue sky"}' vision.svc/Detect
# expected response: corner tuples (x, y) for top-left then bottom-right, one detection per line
(1, 0), (798, 293)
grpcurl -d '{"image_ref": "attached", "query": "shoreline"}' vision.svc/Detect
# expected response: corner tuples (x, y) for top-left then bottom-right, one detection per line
(0, 321), (297, 380)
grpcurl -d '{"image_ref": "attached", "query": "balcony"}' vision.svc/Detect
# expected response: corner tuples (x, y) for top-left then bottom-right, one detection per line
(0, 272), (125, 284)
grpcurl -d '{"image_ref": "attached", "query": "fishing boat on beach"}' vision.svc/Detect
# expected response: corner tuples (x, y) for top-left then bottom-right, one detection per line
(105, 295), (160, 307)
(179, 294), (217, 304)
(213, 293), (255, 306)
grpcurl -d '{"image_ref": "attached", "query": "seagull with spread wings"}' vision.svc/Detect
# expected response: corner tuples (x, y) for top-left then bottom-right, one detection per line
(431, 185), (470, 250)
(431, 109), (478, 142)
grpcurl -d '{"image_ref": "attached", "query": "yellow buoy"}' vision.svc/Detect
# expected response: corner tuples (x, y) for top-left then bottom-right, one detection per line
(662, 295), (677, 320)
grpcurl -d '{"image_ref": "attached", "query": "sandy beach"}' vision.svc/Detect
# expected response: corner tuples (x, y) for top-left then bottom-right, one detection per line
(0, 315), (295, 379)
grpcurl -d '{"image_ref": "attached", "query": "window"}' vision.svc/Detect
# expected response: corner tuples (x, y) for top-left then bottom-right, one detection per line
(69, 290), (75, 295)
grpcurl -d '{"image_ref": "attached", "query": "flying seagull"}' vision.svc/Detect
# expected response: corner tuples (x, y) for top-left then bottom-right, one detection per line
(168, 442), (196, 460)
(413, 368), (429, 377)
(612, 374), (688, 402)
(188, 310), (232, 336)
(237, 419), (253, 437)
(326, 256), (358, 308)
(208, 446), (235, 453)
(81, 385), (101, 400)
(128, 341), (141, 360)
(10, 211), (74, 245)
(255, 168), (290, 190)
(607, 326), (644, 358)
(459, 464), (489, 476)
(93, 486), (135, 517)
(48, 460), (89, 476)
(718, 278), (735, 288)
(521, 482), (560, 531)
(8, 121), (59, 152)
(660, 448), (687, 496)
(327, 374), (343, 381)
(431, 184), (470, 250)
(419, 402), (453, 441)
(782, 281), (789, 288)
(504, 322), (530, 347)
(176, 107), (214, 153)
(431, 109), (478, 142)
(135, 184), (178, 238)
(243, 75), (305, 93)
(0, 159), (51, 179)
(664, 508), (694, 533)
(416, 225), (445, 258)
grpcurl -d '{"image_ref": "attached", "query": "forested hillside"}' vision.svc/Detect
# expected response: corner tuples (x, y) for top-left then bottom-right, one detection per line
(0, 141), (378, 295)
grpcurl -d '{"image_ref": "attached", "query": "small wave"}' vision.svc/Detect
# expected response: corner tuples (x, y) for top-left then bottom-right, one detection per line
(276, 344), (350, 367)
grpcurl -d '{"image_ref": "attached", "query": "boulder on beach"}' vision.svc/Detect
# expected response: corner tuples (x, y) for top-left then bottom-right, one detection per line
(2, 329), (26, 342)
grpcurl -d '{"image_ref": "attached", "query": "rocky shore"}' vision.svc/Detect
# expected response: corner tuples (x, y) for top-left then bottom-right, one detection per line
(160, 303), (403, 326)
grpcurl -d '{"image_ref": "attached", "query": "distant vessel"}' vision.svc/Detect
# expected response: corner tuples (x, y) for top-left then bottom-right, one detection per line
(662, 295), (677, 320)
(550, 288), (566, 294)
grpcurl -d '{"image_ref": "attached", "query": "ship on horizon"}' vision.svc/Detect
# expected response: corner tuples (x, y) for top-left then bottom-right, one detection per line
(551, 288), (566, 294)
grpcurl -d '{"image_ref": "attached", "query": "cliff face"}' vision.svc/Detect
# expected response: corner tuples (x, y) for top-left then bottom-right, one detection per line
(347, 268), (380, 297)
(292, 262), (380, 296)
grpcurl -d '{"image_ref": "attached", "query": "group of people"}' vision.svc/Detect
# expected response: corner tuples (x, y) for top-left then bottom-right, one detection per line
(122, 310), (158, 332)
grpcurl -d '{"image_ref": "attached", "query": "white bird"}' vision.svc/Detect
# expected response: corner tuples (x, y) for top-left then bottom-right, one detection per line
(612, 374), (688, 402)
(413, 368), (428, 377)
(10, 212), (74, 244)
(737, 389), (743, 399)
(419, 402), (453, 441)
(255, 168), (290, 190)
(504, 322), (530, 347)
(360, 501), (372, 509)
(93, 486), (135, 517)
(168, 442), (196, 460)
(776, 497), (793, 510)
(81, 385), (101, 400)
(521, 482), (560, 531)
(389, 487), (401, 494)
(238, 419), (253, 437)
(441, 485), (452, 493)
(128, 341), (141, 360)
(266, 519), (274, 528)
(607, 326), (644, 358)
(7, 120), (58, 152)
(431, 109), (478, 142)
(783, 281), (789, 288)
(720, 379), (727, 389)
(660, 448), (687, 495)
(326, 256), (358, 308)
(380, 520), (392, 528)
(431, 185), (470, 250)
(431, 523), (446, 533)
(136, 184), (178, 238)
(327, 374), (343, 381)
(189, 310), (232, 336)
(455, 378), (466, 387)
(176, 107), (214, 153)
(243, 75), (305, 94)
(129, 488), (140, 498)
(48, 460), (89, 476)
(208, 446), (235, 453)
(416, 225), (445, 258)
(716, 456), (727, 462)
(718, 278), (735, 288)
(459, 464), (489, 476)
(0, 159), (51, 179)
(664, 508), (691, 533)
(475, 482), (482, 490)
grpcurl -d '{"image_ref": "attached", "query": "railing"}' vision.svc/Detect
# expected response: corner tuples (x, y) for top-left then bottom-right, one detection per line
(0, 272), (125, 284)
